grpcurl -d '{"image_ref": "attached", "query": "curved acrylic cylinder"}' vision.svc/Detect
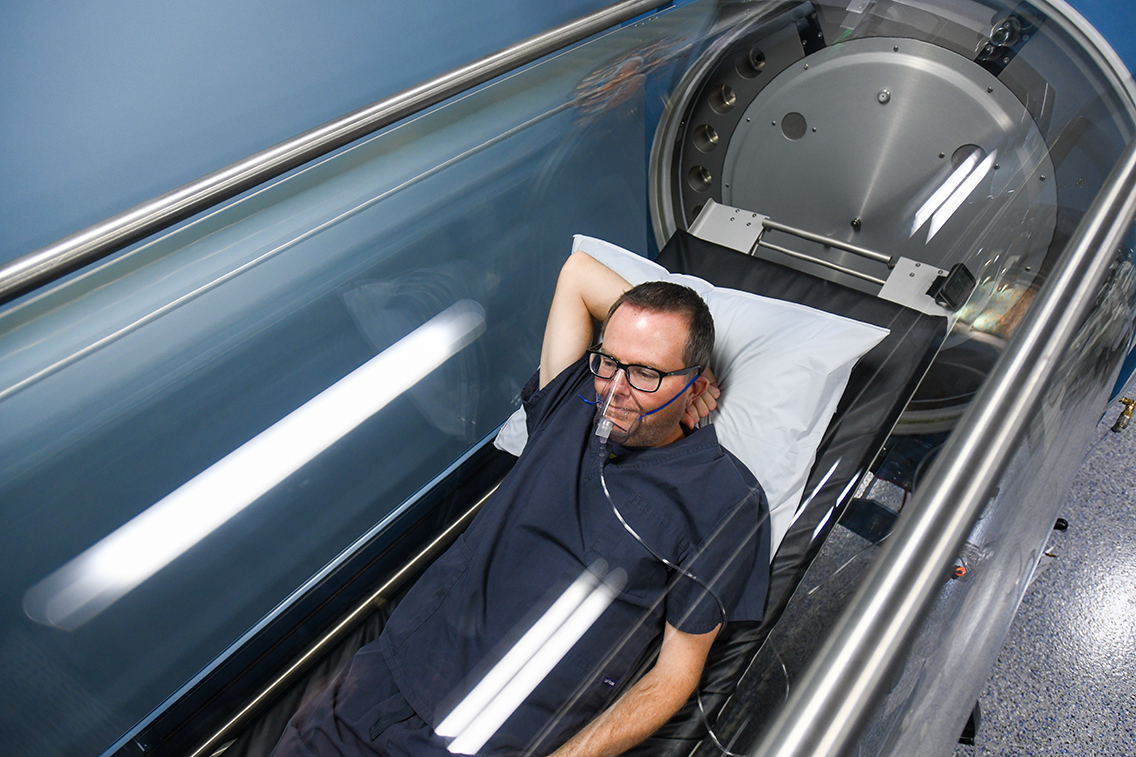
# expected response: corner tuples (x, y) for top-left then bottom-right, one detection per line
(1, 1), (1134, 756)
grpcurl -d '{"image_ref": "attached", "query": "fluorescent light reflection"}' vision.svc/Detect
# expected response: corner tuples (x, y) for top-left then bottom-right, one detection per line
(908, 148), (996, 241)
(24, 301), (486, 631)
(813, 471), (864, 542)
(437, 562), (626, 755)
(928, 150), (997, 241)
(909, 150), (982, 237)
(793, 459), (840, 523)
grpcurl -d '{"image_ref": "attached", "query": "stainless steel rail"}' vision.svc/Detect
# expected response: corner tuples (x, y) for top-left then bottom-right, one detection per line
(187, 481), (502, 757)
(756, 239), (888, 287)
(750, 136), (1136, 757)
(762, 217), (895, 267)
(0, 0), (668, 305)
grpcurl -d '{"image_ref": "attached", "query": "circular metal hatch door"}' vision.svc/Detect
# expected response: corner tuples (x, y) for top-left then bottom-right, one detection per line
(660, 35), (1057, 290)
(650, 25), (1070, 433)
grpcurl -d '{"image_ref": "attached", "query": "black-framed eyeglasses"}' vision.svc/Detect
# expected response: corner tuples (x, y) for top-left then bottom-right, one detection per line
(586, 348), (702, 393)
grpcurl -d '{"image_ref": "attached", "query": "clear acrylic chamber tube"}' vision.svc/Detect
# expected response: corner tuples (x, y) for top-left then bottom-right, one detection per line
(0, 7), (728, 753)
(1, 0), (1135, 755)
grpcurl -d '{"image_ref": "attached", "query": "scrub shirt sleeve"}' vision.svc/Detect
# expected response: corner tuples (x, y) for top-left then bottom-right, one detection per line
(521, 356), (590, 440)
(666, 486), (771, 636)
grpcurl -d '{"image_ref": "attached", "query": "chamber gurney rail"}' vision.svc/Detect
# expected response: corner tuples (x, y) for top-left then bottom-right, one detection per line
(689, 200), (896, 287)
(749, 136), (1136, 757)
(756, 237), (887, 287)
(0, 0), (670, 305)
(761, 218), (894, 280)
(184, 479), (504, 757)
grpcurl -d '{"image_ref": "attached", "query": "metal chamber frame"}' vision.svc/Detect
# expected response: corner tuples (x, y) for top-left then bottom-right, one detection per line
(749, 136), (1136, 757)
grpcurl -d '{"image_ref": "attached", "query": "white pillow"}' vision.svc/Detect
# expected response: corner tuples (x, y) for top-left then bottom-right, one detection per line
(496, 235), (889, 556)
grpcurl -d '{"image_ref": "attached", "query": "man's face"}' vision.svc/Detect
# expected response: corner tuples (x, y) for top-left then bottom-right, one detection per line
(594, 304), (703, 448)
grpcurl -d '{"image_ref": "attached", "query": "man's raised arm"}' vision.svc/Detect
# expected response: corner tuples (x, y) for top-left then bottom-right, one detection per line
(539, 252), (632, 390)
(539, 250), (721, 420)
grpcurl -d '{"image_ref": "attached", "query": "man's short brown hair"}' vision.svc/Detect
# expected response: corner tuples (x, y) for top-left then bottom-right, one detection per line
(605, 281), (714, 370)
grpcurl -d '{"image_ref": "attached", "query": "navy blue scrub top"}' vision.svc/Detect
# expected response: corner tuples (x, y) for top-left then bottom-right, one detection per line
(380, 358), (770, 755)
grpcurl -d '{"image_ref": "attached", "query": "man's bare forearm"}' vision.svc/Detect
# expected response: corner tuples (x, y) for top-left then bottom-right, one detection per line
(539, 251), (631, 390)
(549, 623), (720, 757)
(548, 666), (693, 757)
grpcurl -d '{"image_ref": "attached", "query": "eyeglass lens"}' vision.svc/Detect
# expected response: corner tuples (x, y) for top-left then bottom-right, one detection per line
(589, 353), (662, 392)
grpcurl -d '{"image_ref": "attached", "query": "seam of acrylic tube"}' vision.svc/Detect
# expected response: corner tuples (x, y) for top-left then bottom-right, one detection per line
(0, 100), (574, 405)
(0, 0), (669, 302)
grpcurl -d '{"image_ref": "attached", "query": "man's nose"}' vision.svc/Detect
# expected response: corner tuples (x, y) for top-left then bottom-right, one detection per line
(609, 368), (633, 398)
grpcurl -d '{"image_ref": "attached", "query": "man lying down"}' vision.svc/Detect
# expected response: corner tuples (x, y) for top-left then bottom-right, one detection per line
(271, 251), (771, 757)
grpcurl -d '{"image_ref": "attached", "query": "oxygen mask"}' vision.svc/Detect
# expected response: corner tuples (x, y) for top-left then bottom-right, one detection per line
(592, 371), (643, 445)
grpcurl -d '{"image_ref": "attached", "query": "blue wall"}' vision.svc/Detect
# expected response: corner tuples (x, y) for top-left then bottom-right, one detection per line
(1068, 0), (1136, 69)
(1065, 1), (1136, 395)
(2, 1), (1133, 270)
(0, 0), (614, 267)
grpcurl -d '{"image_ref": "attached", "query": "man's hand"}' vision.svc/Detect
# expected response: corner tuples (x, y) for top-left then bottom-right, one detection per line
(681, 366), (719, 430)
(540, 252), (632, 390)
(548, 622), (720, 757)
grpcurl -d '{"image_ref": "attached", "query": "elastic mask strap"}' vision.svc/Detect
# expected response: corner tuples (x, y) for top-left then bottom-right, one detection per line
(636, 373), (699, 419)
(578, 372), (698, 415)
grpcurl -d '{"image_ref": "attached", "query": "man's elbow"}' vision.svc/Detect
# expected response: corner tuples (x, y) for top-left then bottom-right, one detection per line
(560, 250), (599, 290)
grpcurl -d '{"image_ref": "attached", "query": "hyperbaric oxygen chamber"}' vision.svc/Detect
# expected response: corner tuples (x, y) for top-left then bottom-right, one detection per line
(650, 0), (1136, 431)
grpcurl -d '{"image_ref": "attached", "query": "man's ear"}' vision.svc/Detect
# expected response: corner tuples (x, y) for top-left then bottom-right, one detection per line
(687, 375), (711, 404)
(680, 374), (713, 431)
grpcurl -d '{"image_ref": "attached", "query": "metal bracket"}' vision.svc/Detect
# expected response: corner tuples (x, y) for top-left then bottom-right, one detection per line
(689, 199), (959, 320)
(975, 9), (1041, 76)
(878, 258), (957, 319)
(688, 199), (766, 253)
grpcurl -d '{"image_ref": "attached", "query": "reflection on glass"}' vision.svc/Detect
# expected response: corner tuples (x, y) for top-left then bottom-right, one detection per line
(926, 150), (998, 242)
(437, 562), (625, 755)
(908, 147), (986, 239)
(0, 3), (679, 751)
(23, 302), (486, 631)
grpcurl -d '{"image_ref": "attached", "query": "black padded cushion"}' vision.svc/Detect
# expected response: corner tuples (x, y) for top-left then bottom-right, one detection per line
(622, 230), (947, 756)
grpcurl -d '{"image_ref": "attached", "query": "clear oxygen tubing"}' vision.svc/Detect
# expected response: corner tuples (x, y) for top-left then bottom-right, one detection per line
(581, 373), (752, 757)
(578, 367), (700, 444)
(583, 368), (726, 612)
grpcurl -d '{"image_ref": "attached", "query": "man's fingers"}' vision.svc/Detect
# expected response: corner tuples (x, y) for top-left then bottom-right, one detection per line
(695, 390), (717, 416)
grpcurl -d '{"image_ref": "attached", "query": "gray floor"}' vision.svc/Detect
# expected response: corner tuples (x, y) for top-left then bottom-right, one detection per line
(954, 382), (1136, 756)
